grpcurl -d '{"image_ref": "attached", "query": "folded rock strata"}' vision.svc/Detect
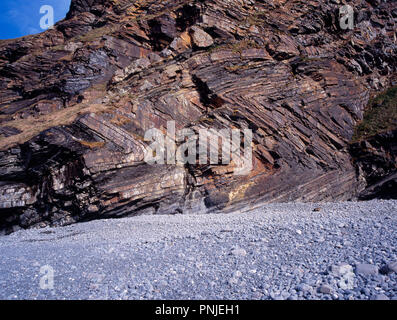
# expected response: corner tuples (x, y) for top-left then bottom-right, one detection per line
(0, 0), (396, 233)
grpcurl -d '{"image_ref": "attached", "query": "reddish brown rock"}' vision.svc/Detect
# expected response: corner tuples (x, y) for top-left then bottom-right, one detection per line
(0, 0), (396, 233)
(190, 26), (214, 48)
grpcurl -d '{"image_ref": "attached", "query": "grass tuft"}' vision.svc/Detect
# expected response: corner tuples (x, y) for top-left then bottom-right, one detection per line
(352, 86), (397, 142)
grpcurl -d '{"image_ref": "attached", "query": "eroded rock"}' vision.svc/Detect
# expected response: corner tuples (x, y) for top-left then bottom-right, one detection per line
(0, 0), (396, 233)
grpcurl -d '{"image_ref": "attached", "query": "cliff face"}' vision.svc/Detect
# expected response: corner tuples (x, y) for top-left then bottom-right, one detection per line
(350, 129), (397, 200)
(0, 0), (396, 233)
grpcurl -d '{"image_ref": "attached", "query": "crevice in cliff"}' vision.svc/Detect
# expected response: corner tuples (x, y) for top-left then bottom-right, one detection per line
(191, 74), (225, 111)
(175, 4), (201, 32)
(147, 19), (175, 51)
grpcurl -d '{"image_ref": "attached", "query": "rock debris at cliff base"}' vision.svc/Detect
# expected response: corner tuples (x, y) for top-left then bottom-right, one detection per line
(0, 200), (395, 300)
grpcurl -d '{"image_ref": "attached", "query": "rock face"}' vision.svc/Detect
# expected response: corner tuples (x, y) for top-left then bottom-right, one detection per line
(0, 0), (396, 233)
(350, 130), (397, 200)
(190, 26), (214, 48)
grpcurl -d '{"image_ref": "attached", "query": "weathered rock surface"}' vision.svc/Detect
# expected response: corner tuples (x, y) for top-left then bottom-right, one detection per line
(350, 130), (397, 200)
(0, 0), (396, 233)
(190, 26), (214, 48)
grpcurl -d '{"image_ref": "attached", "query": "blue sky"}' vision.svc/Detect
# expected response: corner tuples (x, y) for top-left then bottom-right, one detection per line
(0, 0), (71, 40)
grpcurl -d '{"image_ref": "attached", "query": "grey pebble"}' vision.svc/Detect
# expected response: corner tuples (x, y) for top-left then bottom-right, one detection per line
(356, 263), (379, 276)
(0, 200), (395, 300)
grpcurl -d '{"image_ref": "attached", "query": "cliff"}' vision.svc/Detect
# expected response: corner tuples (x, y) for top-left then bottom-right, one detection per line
(0, 0), (396, 233)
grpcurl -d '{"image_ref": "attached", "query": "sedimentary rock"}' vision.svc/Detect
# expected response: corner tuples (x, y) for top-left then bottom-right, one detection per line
(0, 0), (396, 233)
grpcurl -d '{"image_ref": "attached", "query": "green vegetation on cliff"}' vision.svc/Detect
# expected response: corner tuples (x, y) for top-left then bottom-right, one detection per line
(353, 86), (397, 142)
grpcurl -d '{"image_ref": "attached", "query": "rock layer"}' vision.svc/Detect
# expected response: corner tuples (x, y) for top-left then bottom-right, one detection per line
(350, 129), (397, 200)
(0, 0), (396, 233)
